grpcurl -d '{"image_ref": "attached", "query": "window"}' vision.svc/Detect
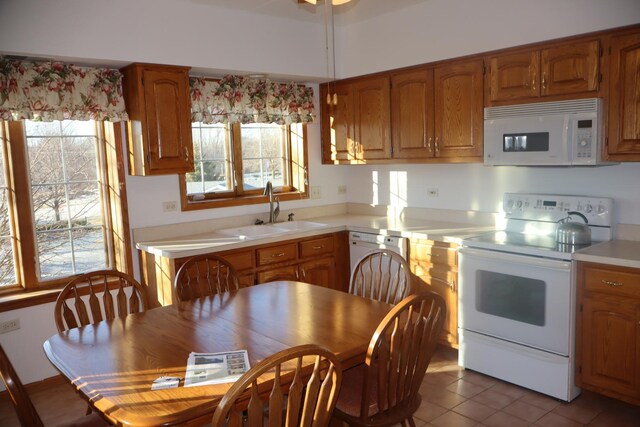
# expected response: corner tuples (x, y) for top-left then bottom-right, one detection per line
(180, 122), (308, 210)
(0, 120), (131, 291)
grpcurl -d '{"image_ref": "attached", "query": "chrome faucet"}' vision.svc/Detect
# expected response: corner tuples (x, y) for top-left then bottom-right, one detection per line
(263, 181), (280, 223)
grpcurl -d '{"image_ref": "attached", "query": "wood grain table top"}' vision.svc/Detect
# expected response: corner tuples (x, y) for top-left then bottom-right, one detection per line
(43, 281), (393, 427)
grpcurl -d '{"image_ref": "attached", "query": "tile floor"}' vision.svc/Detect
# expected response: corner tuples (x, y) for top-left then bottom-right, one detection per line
(1, 346), (639, 426)
(413, 347), (640, 427)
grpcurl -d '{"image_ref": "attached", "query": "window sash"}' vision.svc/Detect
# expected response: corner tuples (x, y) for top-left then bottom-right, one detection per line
(0, 120), (132, 292)
(180, 123), (308, 210)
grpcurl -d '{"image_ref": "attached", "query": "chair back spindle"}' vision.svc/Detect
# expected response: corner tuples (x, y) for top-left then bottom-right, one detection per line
(349, 250), (412, 304)
(55, 270), (148, 333)
(174, 254), (240, 303)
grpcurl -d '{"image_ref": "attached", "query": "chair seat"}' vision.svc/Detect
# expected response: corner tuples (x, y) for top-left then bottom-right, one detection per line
(335, 364), (378, 417)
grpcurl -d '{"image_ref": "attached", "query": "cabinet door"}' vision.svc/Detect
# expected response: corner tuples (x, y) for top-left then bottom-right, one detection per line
(412, 267), (458, 347)
(579, 298), (640, 399)
(321, 82), (354, 162)
(434, 60), (484, 159)
(608, 31), (640, 159)
(142, 68), (194, 173)
(391, 68), (435, 159)
(488, 51), (540, 102)
(300, 257), (335, 290)
(541, 40), (600, 97)
(352, 76), (391, 160)
(257, 265), (299, 283)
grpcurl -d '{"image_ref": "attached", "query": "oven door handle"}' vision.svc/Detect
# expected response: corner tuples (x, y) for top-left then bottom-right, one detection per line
(459, 247), (572, 271)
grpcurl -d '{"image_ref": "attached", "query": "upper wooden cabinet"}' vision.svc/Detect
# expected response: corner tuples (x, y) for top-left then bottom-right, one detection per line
(321, 76), (390, 163)
(121, 63), (194, 176)
(606, 31), (640, 161)
(390, 61), (483, 160)
(352, 76), (391, 160)
(390, 68), (435, 159)
(487, 39), (601, 104)
(434, 60), (484, 159)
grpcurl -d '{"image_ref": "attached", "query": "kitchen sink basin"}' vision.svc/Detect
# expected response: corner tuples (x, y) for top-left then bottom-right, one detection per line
(217, 224), (288, 239)
(217, 221), (328, 239)
(272, 221), (328, 231)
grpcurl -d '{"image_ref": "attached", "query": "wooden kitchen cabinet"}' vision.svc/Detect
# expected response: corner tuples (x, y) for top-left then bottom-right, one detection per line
(434, 59), (484, 159)
(576, 262), (640, 405)
(606, 30), (640, 161)
(409, 239), (459, 348)
(487, 39), (600, 104)
(321, 75), (390, 162)
(139, 232), (349, 306)
(120, 63), (194, 176)
(321, 81), (353, 162)
(390, 68), (435, 159)
(352, 76), (391, 160)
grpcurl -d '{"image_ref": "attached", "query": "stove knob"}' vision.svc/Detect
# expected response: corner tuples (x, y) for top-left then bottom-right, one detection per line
(516, 200), (523, 208)
(585, 203), (593, 213)
(505, 199), (514, 209)
(597, 204), (606, 214)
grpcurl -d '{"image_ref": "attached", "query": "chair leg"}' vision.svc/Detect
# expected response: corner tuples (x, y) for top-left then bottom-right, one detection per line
(85, 405), (92, 415)
(407, 416), (417, 427)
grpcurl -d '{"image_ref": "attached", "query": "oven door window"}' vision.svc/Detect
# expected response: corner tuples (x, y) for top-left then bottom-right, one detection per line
(476, 270), (545, 326)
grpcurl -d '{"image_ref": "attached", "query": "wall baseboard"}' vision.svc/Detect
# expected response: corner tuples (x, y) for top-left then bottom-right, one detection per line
(0, 374), (66, 402)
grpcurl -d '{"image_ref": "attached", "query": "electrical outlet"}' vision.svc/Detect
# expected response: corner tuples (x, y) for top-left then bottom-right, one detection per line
(310, 186), (322, 199)
(337, 185), (347, 194)
(162, 201), (177, 212)
(427, 188), (439, 197)
(0, 318), (20, 334)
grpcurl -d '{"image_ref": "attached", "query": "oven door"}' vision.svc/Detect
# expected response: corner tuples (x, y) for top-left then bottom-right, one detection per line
(459, 247), (572, 355)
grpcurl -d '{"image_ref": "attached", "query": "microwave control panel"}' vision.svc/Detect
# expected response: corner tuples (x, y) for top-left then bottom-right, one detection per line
(503, 193), (613, 227)
(573, 118), (596, 163)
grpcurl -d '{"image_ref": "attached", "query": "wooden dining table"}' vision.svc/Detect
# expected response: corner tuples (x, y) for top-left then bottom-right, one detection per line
(43, 280), (393, 427)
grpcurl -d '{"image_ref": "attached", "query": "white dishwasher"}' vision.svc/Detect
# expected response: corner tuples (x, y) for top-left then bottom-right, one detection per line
(349, 231), (408, 273)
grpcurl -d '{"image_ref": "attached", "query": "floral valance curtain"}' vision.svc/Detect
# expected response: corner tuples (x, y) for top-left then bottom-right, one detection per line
(0, 58), (128, 122)
(190, 75), (315, 125)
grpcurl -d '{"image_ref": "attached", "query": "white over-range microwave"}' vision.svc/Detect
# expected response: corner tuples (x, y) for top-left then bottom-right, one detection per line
(484, 98), (612, 166)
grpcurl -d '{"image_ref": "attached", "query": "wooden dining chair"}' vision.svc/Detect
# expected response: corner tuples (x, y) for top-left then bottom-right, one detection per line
(173, 254), (240, 303)
(54, 270), (148, 333)
(211, 344), (342, 427)
(349, 250), (413, 304)
(332, 290), (446, 427)
(0, 344), (109, 427)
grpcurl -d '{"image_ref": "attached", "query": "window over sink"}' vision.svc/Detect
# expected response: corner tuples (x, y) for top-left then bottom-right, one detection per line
(179, 122), (308, 210)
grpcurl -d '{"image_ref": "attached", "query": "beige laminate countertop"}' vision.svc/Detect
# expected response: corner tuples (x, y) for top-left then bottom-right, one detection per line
(136, 214), (495, 259)
(573, 240), (640, 269)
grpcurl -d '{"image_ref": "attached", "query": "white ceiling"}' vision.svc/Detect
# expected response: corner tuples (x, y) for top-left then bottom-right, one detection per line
(185, 0), (430, 24)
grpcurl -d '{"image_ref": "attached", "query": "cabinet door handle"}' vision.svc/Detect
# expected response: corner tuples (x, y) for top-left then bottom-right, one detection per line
(435, 137), (440, 153)
(601, 279), (623, 287)
(542, 73), (547, 90)
(532, 71), (536, 91)
(427, 137), (433, 152)
(183, 146), (190, 162)
(300, 268), (305, 278)
(272, 252), (285, 258)
(312, 245), (324, 250)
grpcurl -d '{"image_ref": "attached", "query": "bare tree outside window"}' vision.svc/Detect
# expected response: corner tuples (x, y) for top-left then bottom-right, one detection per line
(241, 124), (286, 190)
(25, 120), (107, 280)
(0, 144), (16, 286)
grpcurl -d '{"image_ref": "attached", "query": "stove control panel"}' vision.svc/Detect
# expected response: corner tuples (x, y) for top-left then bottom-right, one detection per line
(503, 193), (613, 226)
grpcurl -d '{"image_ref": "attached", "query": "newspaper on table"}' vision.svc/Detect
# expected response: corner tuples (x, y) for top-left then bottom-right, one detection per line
(184, 349), (250, 387)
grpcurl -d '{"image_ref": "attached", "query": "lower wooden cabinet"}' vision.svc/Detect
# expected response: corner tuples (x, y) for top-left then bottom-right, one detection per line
(139, 231), (350, 306)
(576, 262), (640, 405)
(409, 239), (459, 348)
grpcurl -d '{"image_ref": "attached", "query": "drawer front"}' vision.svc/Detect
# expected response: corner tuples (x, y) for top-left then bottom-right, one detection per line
(257, 243), (298, 266)
(582, 263), (640, 298)
(220, 250), (253, 271)
(300, 236), (335, 258)
(411, 242), (458, 267)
